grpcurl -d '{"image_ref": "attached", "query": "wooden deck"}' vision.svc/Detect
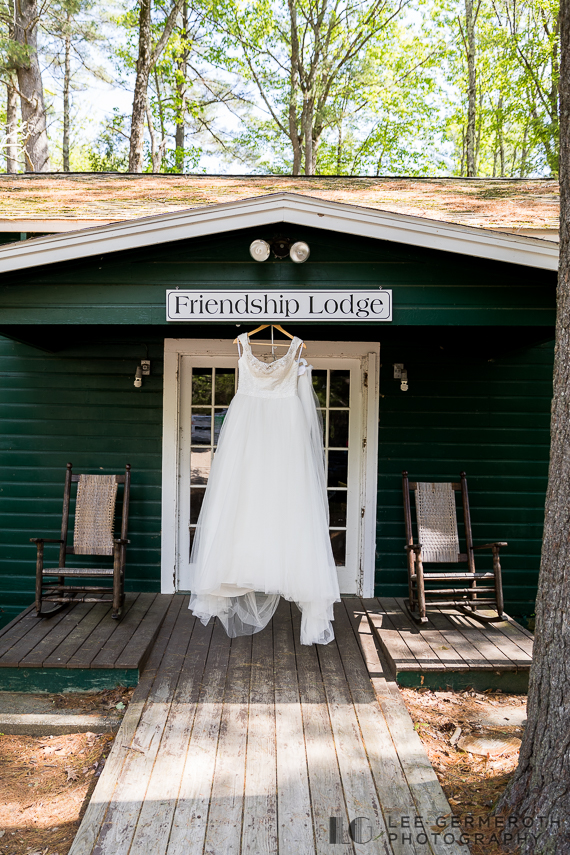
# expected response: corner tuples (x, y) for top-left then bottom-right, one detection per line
(365, 597), (533, 692)
(69, 596), (467, 855)
(0, 592), (172, 692)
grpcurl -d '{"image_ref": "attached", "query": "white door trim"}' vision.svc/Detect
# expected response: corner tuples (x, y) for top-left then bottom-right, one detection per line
(161, 337), (380, 597)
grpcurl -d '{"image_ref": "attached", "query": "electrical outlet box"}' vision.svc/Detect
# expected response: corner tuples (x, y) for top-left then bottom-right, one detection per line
(141, 360), (151, 376)
(393, 363), (404, 379)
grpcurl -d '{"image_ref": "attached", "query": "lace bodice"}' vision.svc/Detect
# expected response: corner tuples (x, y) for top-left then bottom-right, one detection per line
(237, 333), (303, 398)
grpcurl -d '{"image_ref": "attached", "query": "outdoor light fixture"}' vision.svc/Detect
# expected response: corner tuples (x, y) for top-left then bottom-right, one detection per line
(249, 239), (271, 262)
(393, 363), (409, 392)
(249, 237), (310, 263)
(134, 360), (151, 388)
(289, 241), (310, 263)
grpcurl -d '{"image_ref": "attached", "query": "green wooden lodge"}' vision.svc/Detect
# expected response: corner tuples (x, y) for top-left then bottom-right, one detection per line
(0, 183), (558, 689)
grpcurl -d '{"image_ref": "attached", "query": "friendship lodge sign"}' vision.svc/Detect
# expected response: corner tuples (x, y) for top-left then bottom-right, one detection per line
(166, 289), (392, 322)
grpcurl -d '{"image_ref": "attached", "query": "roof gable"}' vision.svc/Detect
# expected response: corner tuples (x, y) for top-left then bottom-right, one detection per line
(0, 192), (559, 273)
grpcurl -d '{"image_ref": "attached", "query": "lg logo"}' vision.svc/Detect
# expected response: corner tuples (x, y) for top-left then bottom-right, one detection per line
(329, 816), (378, 844)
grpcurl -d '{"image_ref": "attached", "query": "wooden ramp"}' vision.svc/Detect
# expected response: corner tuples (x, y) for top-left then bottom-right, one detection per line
(69, 596), (467, 855)
(365, 597), (533, 692)
(0, 593), (173, 692)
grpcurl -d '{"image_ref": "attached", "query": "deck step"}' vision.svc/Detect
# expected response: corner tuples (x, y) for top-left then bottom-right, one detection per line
(362, 596), (533, 691)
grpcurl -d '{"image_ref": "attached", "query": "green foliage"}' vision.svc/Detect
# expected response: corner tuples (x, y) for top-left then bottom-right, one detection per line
(202, 0), (445, 174)
(0, 0), (560, 175)
(87, 108), (130, 171)
(435, 0), (559, 176)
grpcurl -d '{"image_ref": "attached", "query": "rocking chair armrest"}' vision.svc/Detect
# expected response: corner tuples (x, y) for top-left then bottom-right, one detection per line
(472, 542), (508, 551)
(30, 538), (64, 544)
(114, 538), (130, 545)
(404, 544), (422, 553)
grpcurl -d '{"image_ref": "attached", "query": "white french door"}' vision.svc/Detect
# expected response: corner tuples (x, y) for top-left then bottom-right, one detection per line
(162, 339), (379, 596)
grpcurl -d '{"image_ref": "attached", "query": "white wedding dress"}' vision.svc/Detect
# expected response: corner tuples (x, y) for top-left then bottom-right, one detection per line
(188, 333), (341, 645)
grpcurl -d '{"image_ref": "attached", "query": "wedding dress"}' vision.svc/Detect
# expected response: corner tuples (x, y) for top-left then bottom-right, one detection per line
(188, 333), (341, 645)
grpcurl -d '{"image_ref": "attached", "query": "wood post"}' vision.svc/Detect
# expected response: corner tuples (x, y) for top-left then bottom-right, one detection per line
(460, 471), (478, 609)
(35, 541), (44, 614)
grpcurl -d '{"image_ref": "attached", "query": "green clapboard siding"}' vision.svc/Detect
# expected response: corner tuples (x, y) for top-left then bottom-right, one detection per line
(0, 225), (557, 328)
(0, 328), (553, 627)
(375, 331), (554, 619)
(0, 336), (164, 626)
(0, 224), (557, 627)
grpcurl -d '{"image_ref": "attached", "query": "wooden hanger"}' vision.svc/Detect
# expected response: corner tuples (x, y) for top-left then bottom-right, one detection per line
(233, 323), (306, 348)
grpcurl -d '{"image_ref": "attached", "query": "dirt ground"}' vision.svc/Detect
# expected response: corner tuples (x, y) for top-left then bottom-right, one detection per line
(0, 684), (525, 855)
(0, 686), (133, 855)
(400, 687), (527, 855)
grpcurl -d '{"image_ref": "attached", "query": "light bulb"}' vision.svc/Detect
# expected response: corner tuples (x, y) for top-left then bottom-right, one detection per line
(134, 365), (143, 388)
(289, 241), (310, 263)
(249, 239), (271, 262)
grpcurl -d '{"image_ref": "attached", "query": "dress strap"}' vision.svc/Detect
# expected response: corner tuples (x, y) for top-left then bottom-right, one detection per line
(237, 332), (248, 357)
(296, 338), (304, 362)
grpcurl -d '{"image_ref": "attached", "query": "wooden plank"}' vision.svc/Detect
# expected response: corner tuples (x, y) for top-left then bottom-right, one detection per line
(87, 597), (193, 855)
(273, 600), (315, 855)
(0, 603), (35, 641)
(292, 607), (355, 855)
(435, 610), (516, 669)
(362, 599), (419, 673)
(0, 608), (60, 661)
(377, 691), (468, 854)
(379, 598), (449, 671)
(68, 594), (184, 855)
(317, 607), (389, 854)
(42, 602), (114, 667)
(167, 620), (232, 855)
(503, 613), (535, 640)
(125, 599), (211, 855)
(113, 594), (172, 670)
(341, 603), (468, 855)
(18, 602), (96, 666)
(338, 600), (430, 855)
(440, 613), (530, 670)
(74, 593), (156, 669)
(342, 598), (391, 686)
(494, 616), (534, 659)
(418, 607), (496, 671)
(241, 624), (278, 855)
(0, 604), (72, 666)
(466, 613), (534, 660)
(389, 598), (471, 671)
(203, 632), (252, 855)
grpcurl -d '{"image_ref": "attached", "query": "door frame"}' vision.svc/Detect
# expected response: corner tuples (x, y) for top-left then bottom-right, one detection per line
(161, 337), (380, 597)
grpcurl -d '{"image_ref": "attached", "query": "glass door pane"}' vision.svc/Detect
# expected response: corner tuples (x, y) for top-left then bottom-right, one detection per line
(313, 368), (351, 566)
(189, 366), (236, 557)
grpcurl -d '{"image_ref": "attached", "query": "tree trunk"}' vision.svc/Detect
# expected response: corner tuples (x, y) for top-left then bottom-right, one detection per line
(62, 16), (71, 172)
(464, 0), (477, 177)
(174, 0), (188, 172)
(495, 3), (570, 850)
(129, 0), (152, 172)
(303, 99), (314, 174)
(287, 0), (302, 174)
(14, 0), (50, 172)
(497, 95), (504, 176)
(129, 0), (184, 172)
(5, 79), (19, 173)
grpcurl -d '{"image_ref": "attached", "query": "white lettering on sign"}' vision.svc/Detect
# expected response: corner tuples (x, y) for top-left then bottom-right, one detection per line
(166, 289), (392, 322)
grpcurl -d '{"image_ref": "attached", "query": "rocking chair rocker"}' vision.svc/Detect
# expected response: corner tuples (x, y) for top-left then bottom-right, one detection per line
(402, 471), (507, 624)
(32, 463), (131, 619)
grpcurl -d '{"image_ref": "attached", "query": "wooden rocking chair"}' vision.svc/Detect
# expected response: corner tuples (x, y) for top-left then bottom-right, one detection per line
(402, 471), (507, 624)
(32, 463), (131, 619)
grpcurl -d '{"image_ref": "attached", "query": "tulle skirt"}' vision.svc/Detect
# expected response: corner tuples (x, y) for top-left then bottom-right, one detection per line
(188, 386), (340, 645)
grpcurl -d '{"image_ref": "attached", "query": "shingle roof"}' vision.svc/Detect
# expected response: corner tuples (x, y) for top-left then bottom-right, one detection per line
(0, 174), (559, 233)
